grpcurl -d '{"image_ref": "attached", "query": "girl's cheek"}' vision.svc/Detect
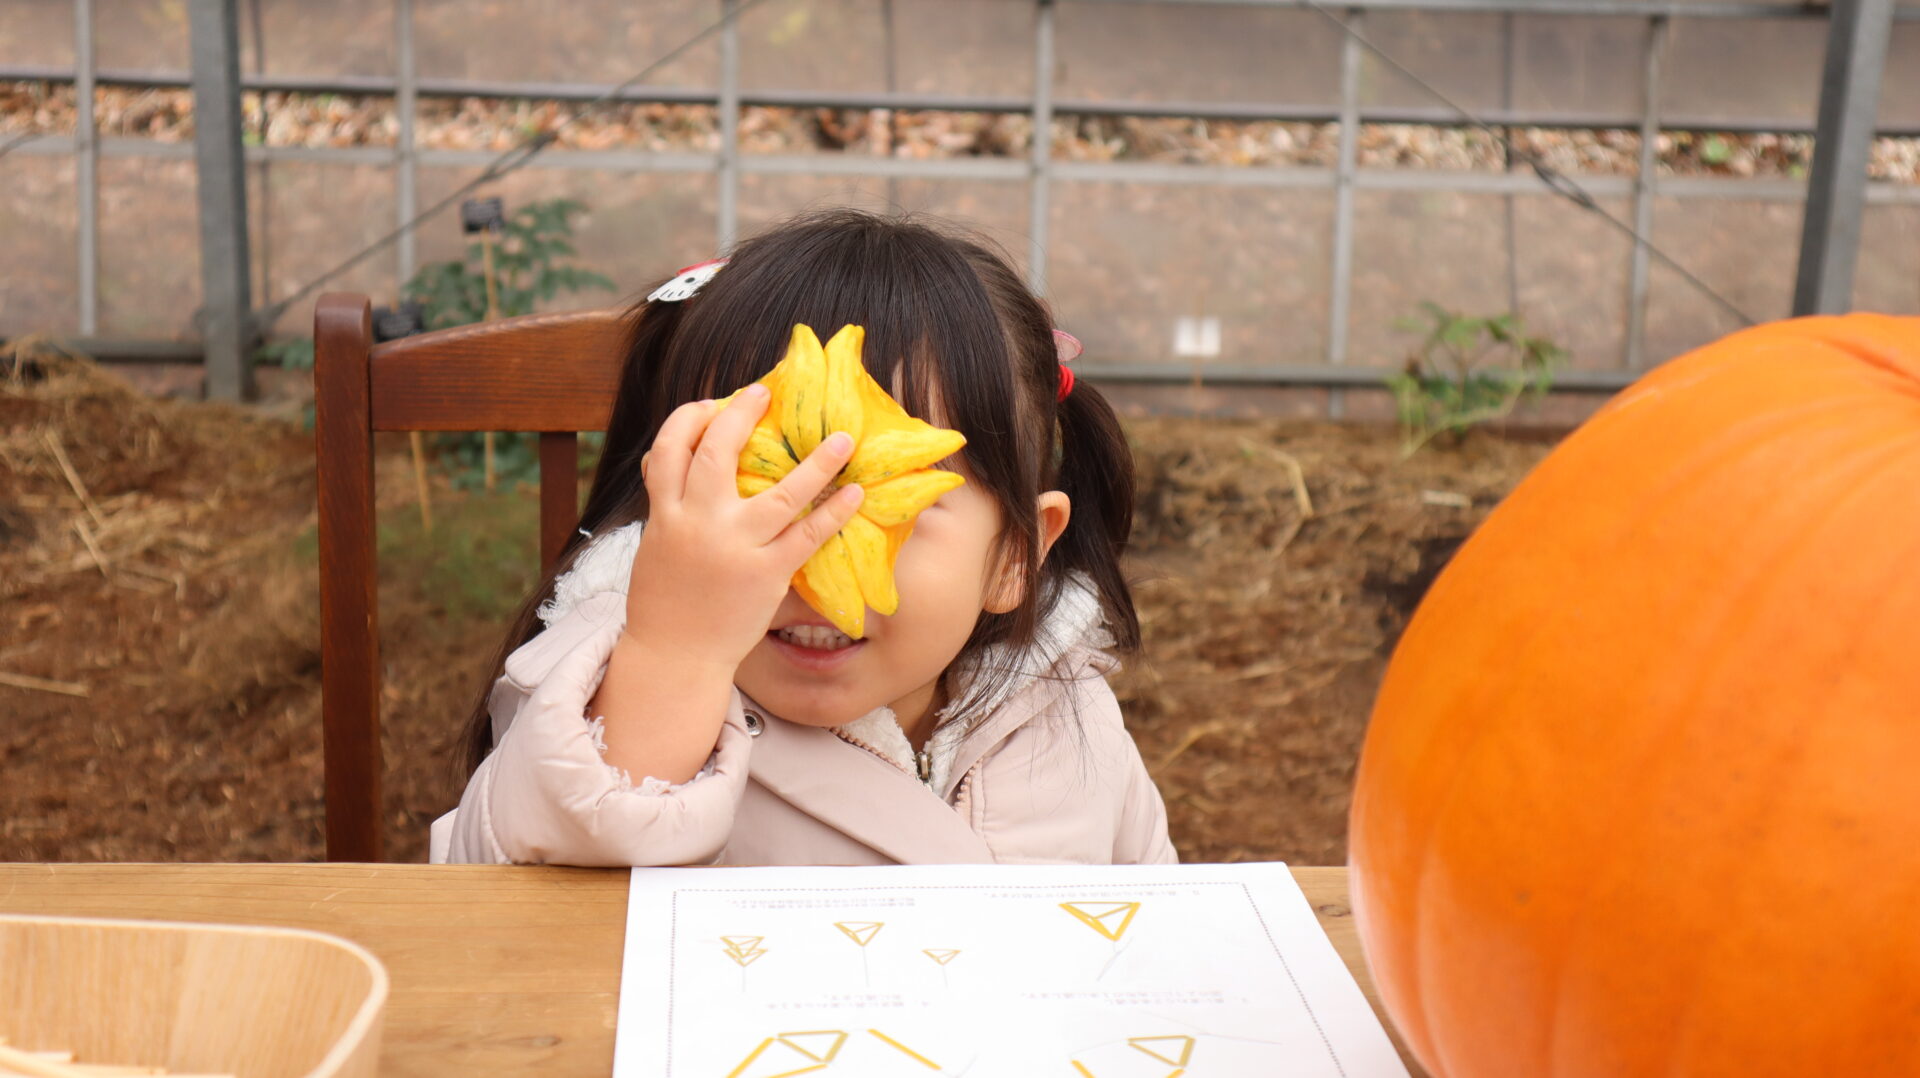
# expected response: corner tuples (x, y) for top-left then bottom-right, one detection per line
(892, 493), (998, 574)
(891, 527), (941, 575)
(891, 523), (974, 592)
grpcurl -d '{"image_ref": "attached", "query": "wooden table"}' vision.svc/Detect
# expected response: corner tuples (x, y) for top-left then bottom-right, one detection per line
(0, 864), (1422, 1075)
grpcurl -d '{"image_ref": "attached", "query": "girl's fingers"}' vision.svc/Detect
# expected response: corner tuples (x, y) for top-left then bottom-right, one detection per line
(768, 482), (864, 567)
(643, 398), (720, 503)
(744, 431), (855, 536)
(687, 384), (772, 501)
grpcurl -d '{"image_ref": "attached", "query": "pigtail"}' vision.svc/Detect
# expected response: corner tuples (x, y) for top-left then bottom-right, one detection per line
(1047, 380), (1141, 655)
(455, 293), (689, 775)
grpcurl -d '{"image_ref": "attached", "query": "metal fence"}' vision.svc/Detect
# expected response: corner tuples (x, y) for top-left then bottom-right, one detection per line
(4, 0), (1919, 407)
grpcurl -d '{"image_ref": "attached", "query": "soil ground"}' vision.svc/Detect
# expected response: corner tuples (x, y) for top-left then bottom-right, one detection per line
(1, 352), (1551, 864)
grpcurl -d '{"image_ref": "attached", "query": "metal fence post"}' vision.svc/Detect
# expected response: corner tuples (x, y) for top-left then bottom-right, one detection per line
(245, 0), (272, 319)
(1792, 0), (1895, 315)
(74, 0), (98, 336)
(718, 0), (741, 252)
(1499, 12), (1518, 317)
(1027, 0), (1056, 296)
(880, 0), (900, 208)
(396, 0), (417, 289)
(188, 0), (255, 400)
(1325, 7), (1364, 416)
(1625, 15), (1667, 368)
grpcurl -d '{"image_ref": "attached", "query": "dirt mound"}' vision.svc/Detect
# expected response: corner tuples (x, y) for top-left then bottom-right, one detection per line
(3, 346), (322, 858)
(1, 353), (1549, 863)
(1114, 418), (1548, 863)
(1, 348), (492, 861)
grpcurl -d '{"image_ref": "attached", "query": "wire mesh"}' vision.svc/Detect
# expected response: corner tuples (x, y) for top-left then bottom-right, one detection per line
(4, 0), (1919, 388)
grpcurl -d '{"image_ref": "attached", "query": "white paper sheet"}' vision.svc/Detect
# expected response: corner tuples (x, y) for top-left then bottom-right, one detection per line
(614, 862), (1407, 1078)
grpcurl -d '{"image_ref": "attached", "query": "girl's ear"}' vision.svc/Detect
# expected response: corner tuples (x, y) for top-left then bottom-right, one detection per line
(984, 491), (1072, 614)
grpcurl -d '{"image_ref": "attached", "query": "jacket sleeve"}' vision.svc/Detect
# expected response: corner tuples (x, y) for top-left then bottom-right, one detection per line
(1095, 674), (1179, 865)
(442, 589), (752, 866)
(1113, 738), (1179, 865)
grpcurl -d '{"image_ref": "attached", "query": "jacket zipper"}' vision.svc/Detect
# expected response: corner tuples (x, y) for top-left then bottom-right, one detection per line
(831, 729), (939, 792)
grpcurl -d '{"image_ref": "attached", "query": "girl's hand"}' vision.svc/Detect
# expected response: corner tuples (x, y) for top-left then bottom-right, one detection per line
(587, 384), (863, 784)
(622, 383), (865, 673)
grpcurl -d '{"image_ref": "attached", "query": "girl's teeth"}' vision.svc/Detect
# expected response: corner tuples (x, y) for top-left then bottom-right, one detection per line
(779, 625), (855, 651)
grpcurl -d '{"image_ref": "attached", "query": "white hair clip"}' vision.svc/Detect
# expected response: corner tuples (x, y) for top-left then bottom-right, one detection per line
(646, 257), (729, 303)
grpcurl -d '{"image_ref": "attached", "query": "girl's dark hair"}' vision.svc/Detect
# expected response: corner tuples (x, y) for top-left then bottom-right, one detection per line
(459, 209), (1139, 773)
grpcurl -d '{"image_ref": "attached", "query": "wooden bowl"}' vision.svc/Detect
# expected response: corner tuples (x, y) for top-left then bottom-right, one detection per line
(0, 913), (387, 1078)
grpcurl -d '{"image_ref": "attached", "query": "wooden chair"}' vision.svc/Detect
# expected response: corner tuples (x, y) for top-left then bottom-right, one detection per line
(312, 292), (627, 861)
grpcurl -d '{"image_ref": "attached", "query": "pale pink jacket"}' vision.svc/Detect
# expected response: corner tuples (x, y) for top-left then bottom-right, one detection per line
(431, 525), (1177, 867)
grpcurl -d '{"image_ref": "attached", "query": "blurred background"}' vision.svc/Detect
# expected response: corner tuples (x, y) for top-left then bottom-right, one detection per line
(3, 0), (1916, 863)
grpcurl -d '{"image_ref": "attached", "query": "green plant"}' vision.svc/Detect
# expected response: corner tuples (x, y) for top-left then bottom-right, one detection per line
(259, 337), (314, 371)
(405, 198), (614, 490)
(403, 198), (614, 330)
(260, 198), (614, 485)
(257, 337), (318, 427)
(290, 490), (544, 625)
(1386, 302), (1565, 456)
(374, 492), (542, 624)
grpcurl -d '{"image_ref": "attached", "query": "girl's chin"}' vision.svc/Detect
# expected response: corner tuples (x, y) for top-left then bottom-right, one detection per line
(740, 639), (910, 727)
(750, 692), (874, 728)
(736, 673), (877, 728)
(776, 708), (859, 729)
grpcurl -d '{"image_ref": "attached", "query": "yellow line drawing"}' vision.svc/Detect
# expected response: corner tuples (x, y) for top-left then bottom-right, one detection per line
(867, 1029), (941, 1070)
(749, 1065), (825, 1078)
(1067, 1034), (1195, 1077)
(1129, 1035), (1195, 1067)
(833, 921), (884, 946)
(921, 948), (960, 965)
(1066, 1058), (1186, 1077)
(722, 934), (769, 968)
(725, 1037), (774, 1078)
(724, 1031), (847, 1078)
(1059, 901), (1141, 942)
(834, 922), (884, 986)
(779, 1031), (848, 1063)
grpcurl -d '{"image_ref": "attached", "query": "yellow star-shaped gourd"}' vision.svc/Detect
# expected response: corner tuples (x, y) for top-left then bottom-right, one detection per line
(721, 323), (967, 639)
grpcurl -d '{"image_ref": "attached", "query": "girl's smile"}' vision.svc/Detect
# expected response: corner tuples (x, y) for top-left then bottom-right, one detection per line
(766, 620), (867, 671)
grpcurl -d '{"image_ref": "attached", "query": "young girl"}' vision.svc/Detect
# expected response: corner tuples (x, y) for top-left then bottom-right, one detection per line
(432, 209), (1176, 867)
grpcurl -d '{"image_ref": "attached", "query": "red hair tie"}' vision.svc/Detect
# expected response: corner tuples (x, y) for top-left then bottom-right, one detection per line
(1053, 329), (1082, 403)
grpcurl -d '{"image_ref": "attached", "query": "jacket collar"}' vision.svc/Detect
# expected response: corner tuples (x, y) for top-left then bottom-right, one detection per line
(743, 699), (997, 864)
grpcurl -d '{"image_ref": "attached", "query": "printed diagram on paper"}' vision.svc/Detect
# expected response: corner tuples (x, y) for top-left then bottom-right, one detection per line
(614, 863), (1407, 1077)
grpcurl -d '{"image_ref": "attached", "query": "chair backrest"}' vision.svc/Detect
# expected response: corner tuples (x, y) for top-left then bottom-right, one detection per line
(313, 292), (627, 861)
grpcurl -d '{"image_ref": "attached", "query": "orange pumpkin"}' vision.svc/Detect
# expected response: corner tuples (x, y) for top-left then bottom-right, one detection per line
(1349, 314), (1920, 1077)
